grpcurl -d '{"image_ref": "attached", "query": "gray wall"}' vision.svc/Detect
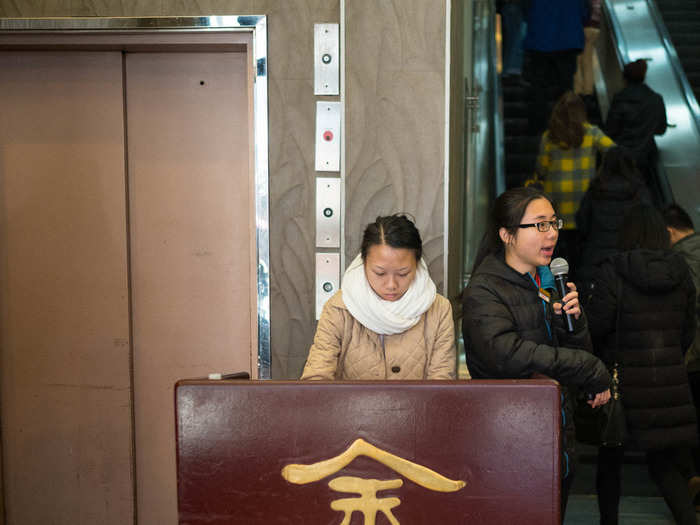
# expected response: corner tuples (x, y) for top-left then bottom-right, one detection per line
(345, 0), (447, 292)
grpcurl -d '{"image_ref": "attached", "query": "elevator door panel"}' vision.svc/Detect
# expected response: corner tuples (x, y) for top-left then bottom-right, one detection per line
(125, 51), (253, 524)
(0, 51), (133, 524)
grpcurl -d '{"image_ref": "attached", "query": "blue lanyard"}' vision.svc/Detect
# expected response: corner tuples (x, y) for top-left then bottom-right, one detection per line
(529, 273), (552, 340)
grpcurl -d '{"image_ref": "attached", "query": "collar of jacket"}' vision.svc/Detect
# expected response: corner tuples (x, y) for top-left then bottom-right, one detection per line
(674, 231), (700, 253)
(537, 265), (555, 290)
(474, 253), (555, 291)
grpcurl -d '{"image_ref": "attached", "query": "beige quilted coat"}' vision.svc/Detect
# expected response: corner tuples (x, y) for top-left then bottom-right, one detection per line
(300, 290), (457, 380)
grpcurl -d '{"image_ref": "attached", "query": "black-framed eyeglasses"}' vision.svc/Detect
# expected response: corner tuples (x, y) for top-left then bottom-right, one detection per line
(517, 219), (563, 232)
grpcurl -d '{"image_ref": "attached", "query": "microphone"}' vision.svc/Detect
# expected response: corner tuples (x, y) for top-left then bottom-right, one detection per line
(550, 257), (575, 333)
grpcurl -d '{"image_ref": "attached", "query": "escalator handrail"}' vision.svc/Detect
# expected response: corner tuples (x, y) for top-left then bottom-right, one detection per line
(645, 0), (700, 135)
(602, 0), (630, 69)
(491, 4), (506, 197)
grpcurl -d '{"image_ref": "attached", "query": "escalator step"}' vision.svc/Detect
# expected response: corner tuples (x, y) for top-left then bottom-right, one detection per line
(659, 11), (700, 23)
(656, 0), (700, 9)
(658, 5), (700, 16)
(674, 55), (700, 72)
(675, 44), (700, 57)
(667, 33), (700, 46)
(686, 72), (700, 95)
(506, 172), (534, 189)
(505, 136), (541, 154)
(506, 153), (538, 174)
(665, 20), (700, 33)
(504, 117), (530, 136)
(502, 85), (529, 99)
(504, 102), (528, 119)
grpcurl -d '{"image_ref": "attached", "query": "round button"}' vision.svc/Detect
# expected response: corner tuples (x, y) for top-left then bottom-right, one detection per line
(391, 366), (401, 374)
(322, 53), (332, 64)
(323, 130), (334, 142)
(322, 282), (333, 293)
(323, 208), (333, 218)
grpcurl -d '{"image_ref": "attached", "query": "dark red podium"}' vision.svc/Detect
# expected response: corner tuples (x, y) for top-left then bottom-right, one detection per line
(175, 380), (561, 524)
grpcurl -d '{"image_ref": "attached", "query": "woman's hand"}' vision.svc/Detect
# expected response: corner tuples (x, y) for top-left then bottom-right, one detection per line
(553, 282), (581, 320)
(587, 388), (611, 408)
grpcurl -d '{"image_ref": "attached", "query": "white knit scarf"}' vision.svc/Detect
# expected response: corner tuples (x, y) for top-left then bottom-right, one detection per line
(341, 253), (437, 335)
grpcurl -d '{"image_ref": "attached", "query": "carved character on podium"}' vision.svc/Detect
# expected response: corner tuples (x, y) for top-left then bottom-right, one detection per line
(282, 438), (465, 524)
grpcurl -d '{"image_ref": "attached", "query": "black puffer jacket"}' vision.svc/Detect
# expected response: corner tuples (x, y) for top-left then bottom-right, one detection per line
(586, 249), (697, 451)
(462, 254), (610, 394)
(576, 176), (651, 287)
(605, 83), (667, 169)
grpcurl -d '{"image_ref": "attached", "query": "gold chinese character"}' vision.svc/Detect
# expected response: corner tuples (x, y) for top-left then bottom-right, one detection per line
(282, 438), (465, 524)
(329, 476), (402, 525)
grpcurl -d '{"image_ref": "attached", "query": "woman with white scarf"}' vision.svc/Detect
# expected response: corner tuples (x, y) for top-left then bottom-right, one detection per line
(301, 215), (457, 380)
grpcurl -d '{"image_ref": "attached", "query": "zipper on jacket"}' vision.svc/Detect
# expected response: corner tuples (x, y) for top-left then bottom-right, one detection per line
(379, 334), (387, 378)
(528, 274), (552, 340)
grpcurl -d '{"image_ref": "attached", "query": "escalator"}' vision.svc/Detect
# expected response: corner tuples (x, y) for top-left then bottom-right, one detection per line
(598, 0), (700, 223)
(500, 0), (700, 222)
(502, 77), (539, 189)
(462, 0), (700, 273)
(656, 0), (700, 102)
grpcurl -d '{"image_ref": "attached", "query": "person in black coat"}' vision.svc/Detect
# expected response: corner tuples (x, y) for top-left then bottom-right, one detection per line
(576, 147), (652, 293)
(605, 59), (667, 197)
(462, 187), (611, 520)
(586, 203), (698, 525)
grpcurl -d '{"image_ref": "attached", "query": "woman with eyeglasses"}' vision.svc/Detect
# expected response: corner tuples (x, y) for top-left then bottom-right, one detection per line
(461, 187), (611, 519)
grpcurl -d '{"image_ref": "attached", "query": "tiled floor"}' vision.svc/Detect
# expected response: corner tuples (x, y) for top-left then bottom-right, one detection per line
(565, 495), (676, 524)
(565, 446), (683, 524)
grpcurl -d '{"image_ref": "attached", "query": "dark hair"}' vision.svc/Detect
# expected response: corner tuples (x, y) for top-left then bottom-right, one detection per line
(361, 214), (422, 262)
(591, 146), (643, 190)
(471, 187), (555, 274)
(662, 203), (695, 232)
(548, 91), (587, 149)
(618, 203), (670, 250)
(623, 59), (647, 83)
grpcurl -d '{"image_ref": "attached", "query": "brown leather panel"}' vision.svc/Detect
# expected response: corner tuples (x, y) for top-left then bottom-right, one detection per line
(176, 380), (561, 524)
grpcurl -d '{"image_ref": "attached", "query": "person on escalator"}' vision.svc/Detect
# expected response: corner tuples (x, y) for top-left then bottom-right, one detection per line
(575, 147), (652, 295)
(498, 0), (527, 79)
(574, 0), (601, 98)
(585, 203), (698, 525)
(605, 59), (667, 199)
(527, 91), (615, 273)
(522, 0), (589, 133)
(663, 204), (700, 505)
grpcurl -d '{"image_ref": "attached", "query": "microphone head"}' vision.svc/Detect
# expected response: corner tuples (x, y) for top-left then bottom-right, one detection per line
(550, 257), (569, 276)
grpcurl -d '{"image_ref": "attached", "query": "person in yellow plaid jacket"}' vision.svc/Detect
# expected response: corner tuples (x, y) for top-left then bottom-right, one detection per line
(526, 91), (614, 273)
(528, 91), (615, 229)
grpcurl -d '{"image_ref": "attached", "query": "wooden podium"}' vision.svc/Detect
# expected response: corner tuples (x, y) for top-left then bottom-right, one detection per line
(175, 380), (561, 524)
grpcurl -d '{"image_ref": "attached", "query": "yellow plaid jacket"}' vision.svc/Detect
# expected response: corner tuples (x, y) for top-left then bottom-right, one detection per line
(530, 123), (614, 229)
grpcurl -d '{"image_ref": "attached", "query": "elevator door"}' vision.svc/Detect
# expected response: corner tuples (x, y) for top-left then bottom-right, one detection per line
(0, 51), (133, 524)
(0, 48), (254, 525)
(125, 51), (253, 524)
